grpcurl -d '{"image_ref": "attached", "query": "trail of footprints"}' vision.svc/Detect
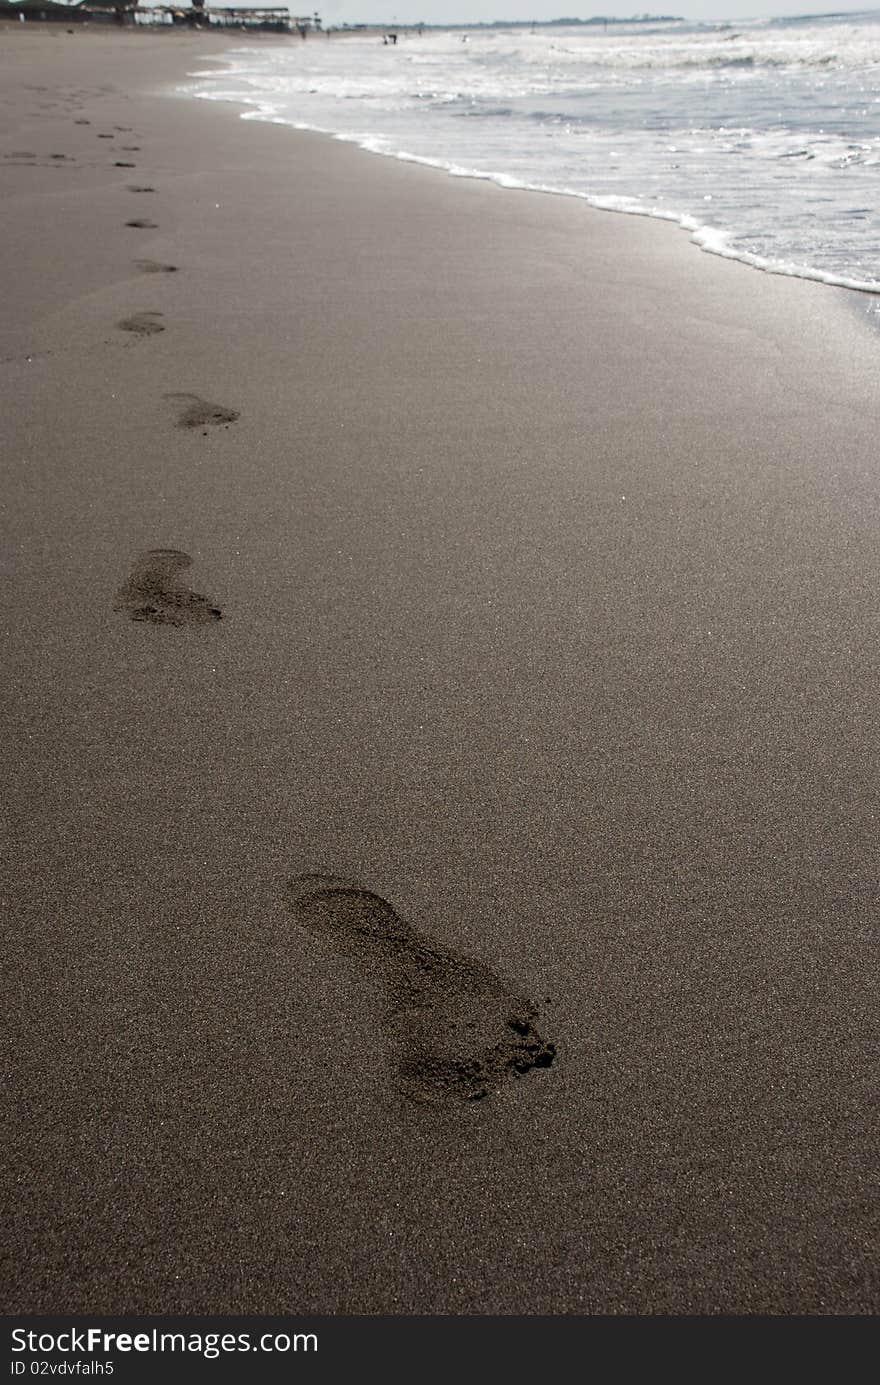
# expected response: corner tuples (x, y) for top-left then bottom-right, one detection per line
(111, 553), (555, 1109)
(108, 147), (239, 421)
(6, 110), (236, 421)
(15, 99), (554, 1111)
(112, 552), (553, 1108)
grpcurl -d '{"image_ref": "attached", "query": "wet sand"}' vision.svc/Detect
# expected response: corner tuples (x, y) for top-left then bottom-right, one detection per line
(1, 25), (878, 1315)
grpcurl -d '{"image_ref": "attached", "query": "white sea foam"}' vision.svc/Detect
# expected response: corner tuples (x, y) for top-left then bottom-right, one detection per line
(186, 13), (880, 294)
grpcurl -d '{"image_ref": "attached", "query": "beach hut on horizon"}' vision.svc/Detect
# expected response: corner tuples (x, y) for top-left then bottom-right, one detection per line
(4, 0), (320, 28)
(132, 5), (319, 32)
(6, 0), (138, 23)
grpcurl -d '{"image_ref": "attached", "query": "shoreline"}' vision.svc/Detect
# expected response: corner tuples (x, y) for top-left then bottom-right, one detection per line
(7, 20), (880, 313)
(2, 25), (879, 1316)
(177, 42), (880, 350)
(184, 30), (880, 307)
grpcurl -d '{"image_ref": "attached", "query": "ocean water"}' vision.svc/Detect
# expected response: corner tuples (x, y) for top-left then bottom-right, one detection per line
(189, 11), (880, 296)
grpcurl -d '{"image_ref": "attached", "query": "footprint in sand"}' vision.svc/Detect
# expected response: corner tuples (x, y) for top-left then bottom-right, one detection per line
(125, 218), (158, 229)
(165, 392), (239, 429)
(118, 311), (164, 336)
(134, 259), (178, 274)
(286, 874), (556, 1106)
(114, 550), (221, 626)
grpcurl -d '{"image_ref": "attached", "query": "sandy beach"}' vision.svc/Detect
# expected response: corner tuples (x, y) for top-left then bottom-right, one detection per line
(1, 23), (878, 1316)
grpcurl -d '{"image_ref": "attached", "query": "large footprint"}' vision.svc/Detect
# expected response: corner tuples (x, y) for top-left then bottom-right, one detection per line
(114, 549), (221, 626)
(134, 260), (177, 275)
(164, 392), (239, 429)
(286, 874), (555, 1106)
(118, 311), (164, 336)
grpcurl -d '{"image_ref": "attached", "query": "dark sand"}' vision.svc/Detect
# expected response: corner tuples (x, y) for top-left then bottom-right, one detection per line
(1, 25), (878, 1315)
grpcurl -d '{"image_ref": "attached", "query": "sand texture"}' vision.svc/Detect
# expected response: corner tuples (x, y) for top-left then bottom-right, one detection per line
(1, 24), (878, 1316)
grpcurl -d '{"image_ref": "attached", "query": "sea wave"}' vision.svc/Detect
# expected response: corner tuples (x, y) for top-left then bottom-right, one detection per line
(216, 98), (880, 295)
(186, 14), (880, 298)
